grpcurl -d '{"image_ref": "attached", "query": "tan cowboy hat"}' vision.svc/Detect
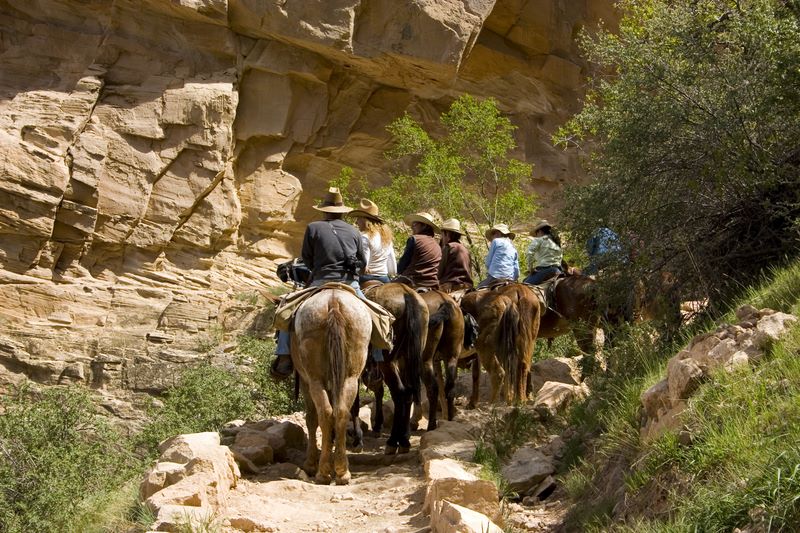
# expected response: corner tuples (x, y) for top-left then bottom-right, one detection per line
(313, 187), (352, 213)
(531, 219), (553, 234)
(403, 211), (440, 232)
(439, 218), (464, 236)
(484, 223), (515, 241)
(348, 198), (384, 223)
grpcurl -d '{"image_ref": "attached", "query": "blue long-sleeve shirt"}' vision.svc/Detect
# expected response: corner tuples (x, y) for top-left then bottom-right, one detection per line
(485, 237), (519, 280)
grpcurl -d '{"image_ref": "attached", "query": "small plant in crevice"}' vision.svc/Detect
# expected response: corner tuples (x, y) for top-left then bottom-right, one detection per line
(472, 407), (540, 498)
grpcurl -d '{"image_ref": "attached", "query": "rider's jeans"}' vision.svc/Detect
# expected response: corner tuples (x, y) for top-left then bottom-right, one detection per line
(275, 279), (383, 361)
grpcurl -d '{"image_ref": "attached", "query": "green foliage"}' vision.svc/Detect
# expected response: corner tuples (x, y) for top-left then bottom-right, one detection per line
(135, 364), (257, 455)
(0, 386), (140, 533)
(367, 94), (537, 277)
(558, 0), (800, 303)
(239, 335), (303, 416)
(562, 258), (800, 531)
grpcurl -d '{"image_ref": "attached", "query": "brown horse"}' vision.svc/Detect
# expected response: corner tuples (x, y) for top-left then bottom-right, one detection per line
(419, 290), (464, 426)
(537, 274), (602, 353)
(292, 288), (371, 484)
(364, 283), (429, 454)
(461, 283), (541, 404)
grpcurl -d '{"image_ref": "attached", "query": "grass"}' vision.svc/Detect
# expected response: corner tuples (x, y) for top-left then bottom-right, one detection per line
(558, 259), (800, 532)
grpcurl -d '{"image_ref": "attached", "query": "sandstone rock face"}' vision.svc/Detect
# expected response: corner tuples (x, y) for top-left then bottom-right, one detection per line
(0, 0), (616, 398)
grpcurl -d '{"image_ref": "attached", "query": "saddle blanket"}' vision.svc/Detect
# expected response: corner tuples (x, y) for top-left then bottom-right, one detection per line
(272, 282), (395, 350)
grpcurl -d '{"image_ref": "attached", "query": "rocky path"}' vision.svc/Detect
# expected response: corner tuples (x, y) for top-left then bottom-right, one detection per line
(221, 432), (429, 533)
(216, 402), (572, 532)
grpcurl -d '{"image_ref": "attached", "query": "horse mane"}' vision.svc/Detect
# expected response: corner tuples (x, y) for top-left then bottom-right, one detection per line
(326, 297), (347, 409)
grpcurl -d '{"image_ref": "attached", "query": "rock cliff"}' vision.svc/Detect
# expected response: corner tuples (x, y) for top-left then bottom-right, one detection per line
(0, 0), (615, 393)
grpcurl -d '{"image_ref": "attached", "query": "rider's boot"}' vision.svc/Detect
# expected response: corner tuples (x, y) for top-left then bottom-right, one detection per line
(270, 353), (294, 379)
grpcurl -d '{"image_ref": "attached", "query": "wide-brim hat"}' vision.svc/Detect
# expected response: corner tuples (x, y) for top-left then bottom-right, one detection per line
(439, 218), (464, 236)
(348, 198), (384, 223)
(313, 187), (352, 213)
(403, 212), (439, 232)
(484, 223), (515, 241)
(531, 219), (552, 234)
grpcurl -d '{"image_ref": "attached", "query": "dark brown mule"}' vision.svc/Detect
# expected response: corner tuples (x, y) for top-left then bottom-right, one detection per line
(292, 288), (371, 484)
(537, 274), (602, 353)
(461, 283), (541, 404)
(364, 283), (429, 454)
(419, 290), (464, 427)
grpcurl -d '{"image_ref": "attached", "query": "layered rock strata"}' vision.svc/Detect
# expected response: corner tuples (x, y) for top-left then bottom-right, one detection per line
(0, 0), (615, 394)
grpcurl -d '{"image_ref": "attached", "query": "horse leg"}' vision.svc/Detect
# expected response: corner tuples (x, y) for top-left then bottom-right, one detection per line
(335, 377), (360, 485)
(435, 357), (448, 416)
(379, 361), (411, 453)
(349, 394), (363, 452)
(307, 385), (334, 484)
(444, 356), (458, 420)
(371, 379), (384, 434)
(423, 353), (439, 431)
(469, 356), (480, 409)
(300, 380), (320, 477)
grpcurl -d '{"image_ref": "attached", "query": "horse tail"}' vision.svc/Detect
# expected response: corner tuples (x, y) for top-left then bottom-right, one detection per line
(401, 292), (424, 404)
(429, 300), (454, 328)
(497, 296), (521, 396)
(326, 296), (348, 409)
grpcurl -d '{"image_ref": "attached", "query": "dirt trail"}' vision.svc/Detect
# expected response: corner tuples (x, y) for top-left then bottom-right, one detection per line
(221, 398), (571, 532)
(222, 432), (429, 532)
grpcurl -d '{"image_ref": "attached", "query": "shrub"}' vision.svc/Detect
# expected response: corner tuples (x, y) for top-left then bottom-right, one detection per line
(559, 0), (800, 305)
(239, 335), (303, 417)
(0, 385), (139, 533)
(135, 364), (257, 455)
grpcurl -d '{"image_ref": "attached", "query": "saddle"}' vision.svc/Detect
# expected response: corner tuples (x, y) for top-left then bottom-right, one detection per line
(523, 274), (565, 313)
(273, 282), (395, 349)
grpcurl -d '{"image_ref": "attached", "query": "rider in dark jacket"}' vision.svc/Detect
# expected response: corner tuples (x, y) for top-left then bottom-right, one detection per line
(272, 188), (365, 378)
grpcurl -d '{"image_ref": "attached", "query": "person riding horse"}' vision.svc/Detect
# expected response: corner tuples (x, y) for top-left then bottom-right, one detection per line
(348, 199), (396, 285)
(437, 218), (474, 294)
(396, 212), (441, 288)
(477, 223), (519, 288)
(523, 219), (564, 285)
(271, 187), (367, 379)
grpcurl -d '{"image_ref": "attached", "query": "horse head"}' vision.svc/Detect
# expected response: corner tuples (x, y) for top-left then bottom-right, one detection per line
(277, 258), (311, 287)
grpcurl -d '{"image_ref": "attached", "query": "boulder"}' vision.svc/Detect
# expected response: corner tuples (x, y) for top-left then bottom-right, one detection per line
(533, 381), (588, 413)
(424, 458), (501, 523)
(231, 428), (275, 466)
(754, 312), (797, 350)
(263, 421), (307, 462)
(640, 379), (669, 420)
(500, 446), (555, 495)
(140, 461), (187, 500)
(420, 420), (477, 462)
(529, 357), (581, 394)
(666, 356), (704, 401)
(431, 500), (503, 533)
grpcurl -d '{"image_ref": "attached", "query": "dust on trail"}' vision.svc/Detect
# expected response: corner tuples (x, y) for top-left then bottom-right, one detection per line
(222, 432), (430, 533)
(221, 399), (572, 532)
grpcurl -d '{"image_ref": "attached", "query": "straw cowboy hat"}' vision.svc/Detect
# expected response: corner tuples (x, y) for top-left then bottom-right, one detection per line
(403, 211), (440, 232)
(348, 198), (384, 223)
(313, 187), (352, 213)
(439, 218), (465, 236)
(531, 219), (553, 234)
(484, 223), (515, 241)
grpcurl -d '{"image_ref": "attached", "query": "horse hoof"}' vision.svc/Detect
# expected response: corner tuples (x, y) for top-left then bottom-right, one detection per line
(351, 444), (363, 453)
(335, 473), (351, 485)
(315, 474), (332, 485)
(398, 445), (411, 454)
(384, 445), (398, 455)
